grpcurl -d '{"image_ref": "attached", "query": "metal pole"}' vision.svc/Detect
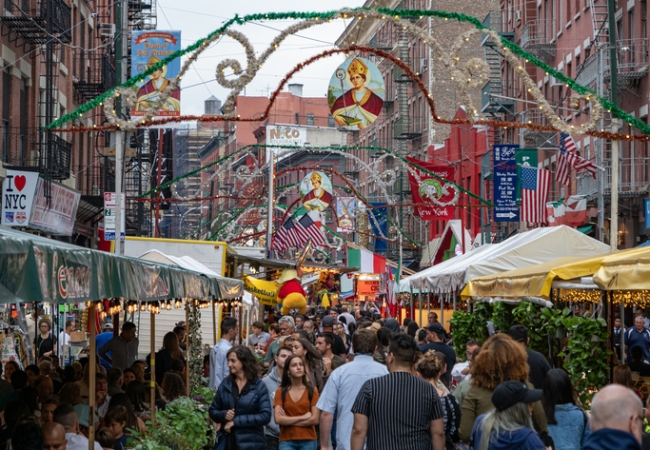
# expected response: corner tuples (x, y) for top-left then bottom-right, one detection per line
(113, 0), (129, 254)
(212, 300), (217, 346)
(185, 301), (190, 396)
(154, 130), (164, 238)
(88, 303), (97, 449)
(150, 311), (156, 427)
(266, 148), (274, 257)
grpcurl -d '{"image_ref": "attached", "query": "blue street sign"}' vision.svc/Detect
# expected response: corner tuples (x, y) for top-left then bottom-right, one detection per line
(493, 144), (520, 222)
(645, 198), (650, 229)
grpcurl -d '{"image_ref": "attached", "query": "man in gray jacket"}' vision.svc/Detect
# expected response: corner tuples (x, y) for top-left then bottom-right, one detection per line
(262, 345), (294, 450)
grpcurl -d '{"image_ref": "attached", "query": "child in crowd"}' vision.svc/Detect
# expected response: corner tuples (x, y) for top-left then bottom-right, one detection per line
(104, 406), (129, 450)
(96, 428), (116, 450)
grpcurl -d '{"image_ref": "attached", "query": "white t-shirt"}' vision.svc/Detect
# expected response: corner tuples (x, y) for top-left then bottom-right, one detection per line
(59, 331), (71, 346)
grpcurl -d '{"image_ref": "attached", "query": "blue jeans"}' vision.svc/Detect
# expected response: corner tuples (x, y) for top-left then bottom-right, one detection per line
(278, 440), (317, 450)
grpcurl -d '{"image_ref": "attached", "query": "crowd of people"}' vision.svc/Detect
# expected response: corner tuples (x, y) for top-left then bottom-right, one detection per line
(207, 306), (649, 450)
(0, 320), (188, 449)
(4, 305), (650, 450)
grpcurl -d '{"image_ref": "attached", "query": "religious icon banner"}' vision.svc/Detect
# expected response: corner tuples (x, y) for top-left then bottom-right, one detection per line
(328, 56), (385, 131)
(300, 171), (333, 212)
(406, 156), (457, 221)
(132, 30), (182, 117)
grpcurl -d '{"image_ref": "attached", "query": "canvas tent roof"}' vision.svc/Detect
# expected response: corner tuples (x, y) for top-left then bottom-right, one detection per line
(139, 250), (243, 299)
(406, 225), (611, 295)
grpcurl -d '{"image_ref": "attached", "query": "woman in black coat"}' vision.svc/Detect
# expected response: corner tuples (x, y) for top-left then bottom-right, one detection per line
(209, 345), (271, 450)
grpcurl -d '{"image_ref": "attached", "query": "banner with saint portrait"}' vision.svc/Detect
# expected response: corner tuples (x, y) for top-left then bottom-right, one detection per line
(131, 30), (182, 117)
(299, 171), (333, 212)
(336, 197), (356, 233)
(327, 56), (385, 130)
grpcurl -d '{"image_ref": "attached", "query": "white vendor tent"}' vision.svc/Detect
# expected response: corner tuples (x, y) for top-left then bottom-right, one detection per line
(406, 225), (611, 295)
(136, 250), (243, 356)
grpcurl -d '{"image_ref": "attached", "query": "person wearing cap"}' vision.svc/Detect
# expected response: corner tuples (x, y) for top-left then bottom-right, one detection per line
(470, 381), (548, 450)
(321, 316), (347, 359)
(95, 322), (114, 370)
(583, 384), (644, 450)
(420, 323), (456, 388)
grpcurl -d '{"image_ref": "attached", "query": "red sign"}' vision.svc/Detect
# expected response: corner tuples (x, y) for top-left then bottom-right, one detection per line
(406, 156), (457, 221)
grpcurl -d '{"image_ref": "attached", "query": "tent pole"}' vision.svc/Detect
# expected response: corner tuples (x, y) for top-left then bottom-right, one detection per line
(620, 295), (625, 363)
(150, 310), (156, 427)
(440, 293), (444, 328)
(88, 303), (97, 449)
(212, 300), (217, 346)
(185, 300), (190, 396)
(418, 291), (423, 326)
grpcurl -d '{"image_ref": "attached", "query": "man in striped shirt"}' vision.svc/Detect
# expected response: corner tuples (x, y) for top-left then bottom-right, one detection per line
(350, 334), (445, 450)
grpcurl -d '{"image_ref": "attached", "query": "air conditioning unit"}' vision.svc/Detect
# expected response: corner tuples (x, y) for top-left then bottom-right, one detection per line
(100, 23), (116, 38)
(515, 10), (521, 21)
(420, 58), (428, 70)
(549, 75), (564, 87)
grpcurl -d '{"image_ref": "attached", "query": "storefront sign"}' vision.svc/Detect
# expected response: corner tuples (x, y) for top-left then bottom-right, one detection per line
(266, 126), (307, 147)
(493, 144), (519, 222)
(243, 276), (279, 305)
(357, 278), (380, 296)
(1, 171), (40, 227)
(645, 199), (650, 229)
(30, 178), (81, 236)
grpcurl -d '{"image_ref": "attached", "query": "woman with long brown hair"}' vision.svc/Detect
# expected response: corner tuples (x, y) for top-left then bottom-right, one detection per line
(155, 332), (183, 385)
(291, 338), (324, 393)
(273, 354), (320, 450)
(458, 334), (548, 443)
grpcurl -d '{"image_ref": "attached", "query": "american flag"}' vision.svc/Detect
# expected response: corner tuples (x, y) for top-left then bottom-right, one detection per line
(560, 133), (578, 153)
(556, 146), (571, 186)
(521, 166), (551, 224)
(273, 217), (301, 251)
(273, 211), (324, 251)
(295, 211), (325, 247)
(559, 133), (598, 179)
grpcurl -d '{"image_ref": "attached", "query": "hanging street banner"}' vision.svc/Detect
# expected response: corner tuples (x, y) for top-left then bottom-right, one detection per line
(406, 156), (457, 221)
(336, 197), (356, 233)
(493, 144), (520, 222)
(243, 276), (279, 305)
(132, 30), (181, 117)
(328, 56), (385, 130)
(369, 203), (388, 253)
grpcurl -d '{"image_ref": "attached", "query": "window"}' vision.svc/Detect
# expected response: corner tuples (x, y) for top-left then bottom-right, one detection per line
(294, 113), (299, 125)
(306, 113), (314, 126)
(328, 114), (335, 128)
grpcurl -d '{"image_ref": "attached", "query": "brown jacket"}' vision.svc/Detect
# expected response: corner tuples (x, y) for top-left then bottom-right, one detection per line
(458, 383), (548, 443)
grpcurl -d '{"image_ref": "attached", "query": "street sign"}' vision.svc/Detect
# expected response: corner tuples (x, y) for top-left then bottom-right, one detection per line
(104, 192), (125, 241)
(493, 144), (519, 222)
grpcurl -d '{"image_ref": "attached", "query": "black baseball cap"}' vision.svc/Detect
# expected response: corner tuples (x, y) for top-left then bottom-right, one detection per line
(491, 381), (542, 411)
(426, 323), (446, 339)
(322, 316), (335, 326)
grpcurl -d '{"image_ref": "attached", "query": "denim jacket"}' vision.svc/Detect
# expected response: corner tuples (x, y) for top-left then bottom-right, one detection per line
(547, 404), (590, 450)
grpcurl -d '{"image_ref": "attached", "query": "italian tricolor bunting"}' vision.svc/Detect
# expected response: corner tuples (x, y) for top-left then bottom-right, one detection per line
(347, 247), (386, 274)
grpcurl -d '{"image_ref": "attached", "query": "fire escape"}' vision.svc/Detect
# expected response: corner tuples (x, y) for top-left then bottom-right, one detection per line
(1, 0), (73, 190)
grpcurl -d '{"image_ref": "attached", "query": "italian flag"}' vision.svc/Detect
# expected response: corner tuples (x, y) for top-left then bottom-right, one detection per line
(347, 246), (386, 274)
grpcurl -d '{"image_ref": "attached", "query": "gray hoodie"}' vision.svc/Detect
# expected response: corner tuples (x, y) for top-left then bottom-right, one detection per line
(261, 367), (281, 438)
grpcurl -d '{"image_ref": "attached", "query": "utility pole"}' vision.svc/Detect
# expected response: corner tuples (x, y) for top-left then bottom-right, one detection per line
(606, 0), (624, 358)
(266, 148), (274, 258)
(113, 0), (129, 253)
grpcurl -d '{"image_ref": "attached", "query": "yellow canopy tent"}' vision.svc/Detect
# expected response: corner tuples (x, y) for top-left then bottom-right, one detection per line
(460, 253), (618, 300)
(594, 247), (650, 291)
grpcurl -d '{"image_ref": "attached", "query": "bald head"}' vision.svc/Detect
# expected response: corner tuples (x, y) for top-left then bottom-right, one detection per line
(591, 384), (643, 443)
(42, 422), (67, 450)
